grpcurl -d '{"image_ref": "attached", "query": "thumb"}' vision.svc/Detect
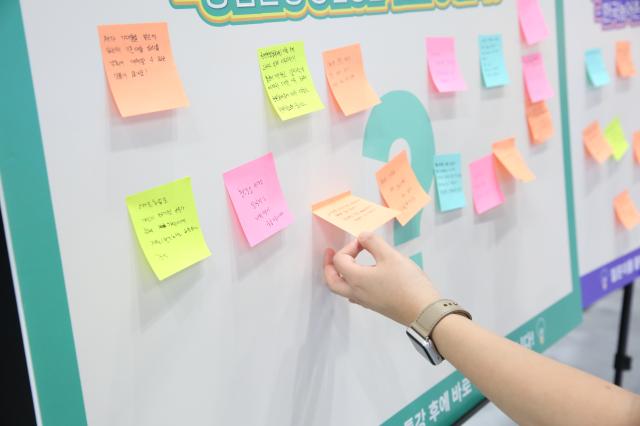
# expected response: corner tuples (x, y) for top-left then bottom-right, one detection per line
(357, 232), (393, 262)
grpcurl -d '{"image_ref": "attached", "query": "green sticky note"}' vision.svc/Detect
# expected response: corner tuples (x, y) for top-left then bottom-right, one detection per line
(605, 118), (629, 161)
(258, 41), (324, 120)
(479, 34), (510, 88)
(126, 177), (211, 280)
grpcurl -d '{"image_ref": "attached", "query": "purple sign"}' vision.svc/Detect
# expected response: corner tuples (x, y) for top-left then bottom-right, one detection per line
(581, 247), (640, 308)
(594, 0), (640, 29)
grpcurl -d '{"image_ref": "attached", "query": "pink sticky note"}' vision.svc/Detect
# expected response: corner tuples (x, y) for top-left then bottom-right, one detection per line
(522, 53), (554, 102)
(223, 153), (293, 247)
(426, 37), (467, 93)
(469, 155), (505, 215)
(517, 0), (549, 45)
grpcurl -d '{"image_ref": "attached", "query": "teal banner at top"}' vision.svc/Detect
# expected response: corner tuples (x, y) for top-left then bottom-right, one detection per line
(170, 0), (502, 26)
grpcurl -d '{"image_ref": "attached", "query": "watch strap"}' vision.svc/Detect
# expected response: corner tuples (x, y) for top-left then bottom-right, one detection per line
(410, 299), (472, 339)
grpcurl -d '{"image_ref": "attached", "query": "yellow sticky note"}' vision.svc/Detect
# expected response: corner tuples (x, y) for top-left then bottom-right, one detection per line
(526, 100), (553, 144)
(258, 41), (324, 120)
(633, 131), (640, 164)
(97, 23), (189, 118)
(582, 121), (612, 164)
(375, 151), (431, 226)
(605, 118), (629, 161)
(616, 41), (636, 78)
(126, 177), (211, 280)
(312, 191), (399, 236)
(614, 190), (640, 230)
(323, 43), (380, 116)
(492, 138), (535, 182)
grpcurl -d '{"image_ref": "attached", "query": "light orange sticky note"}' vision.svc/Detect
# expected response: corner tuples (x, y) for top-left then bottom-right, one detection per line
(526, 100), (554, 144)
(492, 138), (536, 182)
(312, 191), (399, 236)
(323, 44), (380, 116)
(616, 41), (636, 78)
(98, 23), (189, 117)
(614, 190), (640, 230)
(582, 121), (612, 164)
(634, 131), (640, 164)
(375, 151), (431, 226)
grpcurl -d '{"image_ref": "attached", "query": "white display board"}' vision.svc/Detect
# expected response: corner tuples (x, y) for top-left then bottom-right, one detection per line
(562, 3), (640, 307)
(1, 1), (581, 425)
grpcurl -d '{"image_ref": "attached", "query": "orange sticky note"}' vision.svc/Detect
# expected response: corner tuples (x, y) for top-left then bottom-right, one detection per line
(582, 121), (612, 164)
(98, 23), (189, 117)
(616, 41), (636, 78)
(323, 44), (380, 116)
(614, 190), (640, 230)
(633, 131), (640, 164)
(312, 191), (399, 236)
(492, 138), (536, 182)
(375, 151), (431, 226)
(526, 100), (554, 144)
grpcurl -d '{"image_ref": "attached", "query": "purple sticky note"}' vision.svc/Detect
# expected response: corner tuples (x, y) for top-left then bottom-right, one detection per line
(518, 0), (550, 45)
(223, 153), (294, 247)
(522, 52), (554, 102)
(469, 154), (505, 215)
(426, 37), (467, 93)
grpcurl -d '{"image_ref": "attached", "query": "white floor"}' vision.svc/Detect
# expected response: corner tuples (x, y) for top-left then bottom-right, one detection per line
(465, 284), (640, 425)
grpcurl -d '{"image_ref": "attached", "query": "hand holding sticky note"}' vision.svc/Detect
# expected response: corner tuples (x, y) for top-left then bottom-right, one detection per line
(258, 41), (324, 120)
(223, 153), (293, 247)
(426, 37), (467, 93)
(434, 153), (466, 212)
(517, 0), (549, 45)
(585, 49), (610, 87)
(616, 41), (636, 78)
(492, 138), (535, 182)
(469, 155), (505, 215)
(312, 191), (399, 236)
(614, 190), (640, 230)
(126, 177), (211, 280)
(479, 35), (510, 88)
(323, 44), (380, 116)
(582, 121), (612, 164)
(522, 53), (554, 102)
(376, 151), (431, 225)
(605, 118), (629, 161)
(98, 23), (189, 118)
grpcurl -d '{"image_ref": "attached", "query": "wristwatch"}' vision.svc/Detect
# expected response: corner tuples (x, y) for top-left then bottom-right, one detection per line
(406, 299), (472, 365)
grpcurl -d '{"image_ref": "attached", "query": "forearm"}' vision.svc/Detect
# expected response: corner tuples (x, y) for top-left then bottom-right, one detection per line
(432, 314), (640, 426)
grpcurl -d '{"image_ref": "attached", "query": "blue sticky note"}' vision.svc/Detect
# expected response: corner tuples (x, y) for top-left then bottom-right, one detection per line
(585, 48), (610, 87)
(479, 34), (510, 88)
(434, 153), (466, 212)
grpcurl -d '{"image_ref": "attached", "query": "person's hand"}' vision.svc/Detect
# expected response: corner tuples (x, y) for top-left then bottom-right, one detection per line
(323, 231), (440, 326)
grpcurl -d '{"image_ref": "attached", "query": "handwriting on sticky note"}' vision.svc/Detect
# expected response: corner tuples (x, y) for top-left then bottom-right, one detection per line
(426, 37), (467, 93)
(312, 191), (399, 236)
(583, 121), (612, 164)
(517, 0), (549, 45)
(522, 53), (554, 102)
(97, 23), (189, 118)
(526, 100), (553, 144)
(223, 153), (294, 247)
(434, 153), (466, 212)
(469, 155), (505, 215)
(126, 177), (211, 280)
(614, 190), (640, 230)
(616, 41), (636, 78)
(585, 49), (611, 87)
(479, 35), (510, 88)
(376, 151), (431, 226)
(605, 118), (629, 161)
(323, 44), (380, 116)
(633, 131), (640, 164)
(258, 41), (324, 121)
(492, 138), (535, 182)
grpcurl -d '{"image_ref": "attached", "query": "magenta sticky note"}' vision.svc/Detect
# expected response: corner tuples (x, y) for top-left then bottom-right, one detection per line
(426, 37), (467, 93)
(469, 154), (505, 215)
(522, 53), (554, 102)
(223, 153), (294, 247)
(517, 0), (549, 45)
